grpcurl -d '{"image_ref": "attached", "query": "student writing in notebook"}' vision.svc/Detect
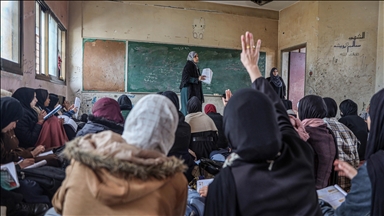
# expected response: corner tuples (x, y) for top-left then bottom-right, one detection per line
(1, 96), (61, 167)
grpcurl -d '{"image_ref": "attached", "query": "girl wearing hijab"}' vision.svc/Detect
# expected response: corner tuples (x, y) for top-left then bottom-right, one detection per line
(319, 89), (384, 216)
(185, 96), (218, 160)
(179, 51), (206, 116)
(52, 95), (187, 215)
(266, 67), (286, 99)
(205, 32), (322, 216)
(1, 96), (60, 167)
(204, 104), (228, 149)
(339, 99), (368, 160)
(159, 91), (195, 182)
(298, 95), (337, 189)
(322, 97), (360, 192)
(35, 89), (50, 113)
(117, 94), (133, 120)
(12, 87), (68, 148)
(76, 97), (125, 137)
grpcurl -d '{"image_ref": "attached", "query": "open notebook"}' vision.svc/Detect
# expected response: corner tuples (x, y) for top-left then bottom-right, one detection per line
(1, 162), (20, 190)
(317, 184), (347, 209)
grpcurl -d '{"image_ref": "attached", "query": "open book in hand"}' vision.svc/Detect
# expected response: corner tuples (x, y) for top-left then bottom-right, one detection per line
(317, 184), (347, 209)
(1, 162), (20, 190)
(201, 68), (213, 85)
(196, 178), (214, 192)
(44, 105), (62, 120)
(58, 115), (78, 132)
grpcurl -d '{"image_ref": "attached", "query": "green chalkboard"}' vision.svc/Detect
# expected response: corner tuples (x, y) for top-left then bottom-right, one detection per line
(127, 41), (266, 94)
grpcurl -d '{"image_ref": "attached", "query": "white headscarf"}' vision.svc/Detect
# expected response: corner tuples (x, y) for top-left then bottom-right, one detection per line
(122, 94), (179, 155)
(187, 51), (197, 61)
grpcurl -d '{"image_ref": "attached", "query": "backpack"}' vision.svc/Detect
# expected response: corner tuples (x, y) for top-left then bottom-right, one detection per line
(17, 166), (65, 199)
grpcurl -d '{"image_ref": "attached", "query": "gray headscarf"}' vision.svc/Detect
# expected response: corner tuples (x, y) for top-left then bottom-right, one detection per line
(187, 51), (197, 61)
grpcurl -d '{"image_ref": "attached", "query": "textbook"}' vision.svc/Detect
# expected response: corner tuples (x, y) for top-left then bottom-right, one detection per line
(0, 162), (20, 190)
(44, 105), (62, 120)
(37, 150), (54, 157)
(74, 97), (81, 118)
(317, 184), (347, 209)
(196, 178), (214, 192)
(58, 115), (78, 132)
(23, 160), (47, 169)
(201, 68), (213, 85)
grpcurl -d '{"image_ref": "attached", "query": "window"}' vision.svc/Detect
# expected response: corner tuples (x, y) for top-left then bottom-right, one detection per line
(1, 1), (22, 74)
(35, 1), (66, 83)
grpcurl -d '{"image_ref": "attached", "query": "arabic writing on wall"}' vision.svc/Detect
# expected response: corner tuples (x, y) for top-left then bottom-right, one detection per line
(334, 32), (365, 53)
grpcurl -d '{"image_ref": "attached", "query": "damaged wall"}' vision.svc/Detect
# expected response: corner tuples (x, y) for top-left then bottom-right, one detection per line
(67, 1), (279, 114)
(279, 1), (380, 113)
(1, 1), (69, 96)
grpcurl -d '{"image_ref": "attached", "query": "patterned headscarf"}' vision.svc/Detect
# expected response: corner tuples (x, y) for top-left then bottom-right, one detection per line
(269, 67), (282, 88)
(187, 51), (197, 61)
(122, 94), (178, 155)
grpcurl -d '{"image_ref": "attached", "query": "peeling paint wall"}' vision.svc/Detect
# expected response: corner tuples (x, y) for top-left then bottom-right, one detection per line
(67, 1), (279, 114)
(0, 1), (68, 96)
(279, 1), (380, 113)
(376, 1), (384, 92)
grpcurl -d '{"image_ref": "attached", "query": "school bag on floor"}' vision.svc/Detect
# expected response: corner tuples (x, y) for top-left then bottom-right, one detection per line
(17, 166), (65, 200)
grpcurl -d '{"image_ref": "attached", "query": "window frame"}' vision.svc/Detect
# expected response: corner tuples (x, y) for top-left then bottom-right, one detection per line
(35, 0), (66, 85)
(0, 1), (23, 75)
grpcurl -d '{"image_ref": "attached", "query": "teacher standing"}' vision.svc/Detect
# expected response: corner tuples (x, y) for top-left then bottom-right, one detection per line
(179, 51), (205, 116)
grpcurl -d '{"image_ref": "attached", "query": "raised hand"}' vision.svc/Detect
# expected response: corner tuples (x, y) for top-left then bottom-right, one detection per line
(222, 89), (233, 106)
(240, 31), (262, 82)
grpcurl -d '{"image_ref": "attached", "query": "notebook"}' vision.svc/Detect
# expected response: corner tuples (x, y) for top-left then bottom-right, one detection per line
(44, 105), (62, 120)
(317, 184), (347, 209)
(23, 160), (47, 169)
(0, 162), (20, 190)
(58, 115), (78, 132)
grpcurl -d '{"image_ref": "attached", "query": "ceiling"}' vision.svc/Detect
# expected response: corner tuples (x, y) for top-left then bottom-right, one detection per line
(204, 1), (299, 11)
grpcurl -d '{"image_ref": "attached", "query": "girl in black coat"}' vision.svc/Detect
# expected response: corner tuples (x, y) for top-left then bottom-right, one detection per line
(266, 67), (286, 99)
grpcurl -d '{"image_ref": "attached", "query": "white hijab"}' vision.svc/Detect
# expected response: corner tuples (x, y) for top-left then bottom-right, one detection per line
(122, 94), (178, 155)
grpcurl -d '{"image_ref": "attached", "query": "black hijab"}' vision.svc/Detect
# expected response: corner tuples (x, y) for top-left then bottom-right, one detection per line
(35, 89), (49, 109)
(11, 87), (35, 111)
(187, 96), (202, 113)
(161, 91), (180, 111)
(224, 88), (281, 162)
(1, 97), (24, 130)
(117, 95), (132, 111)
(323, 97), (337, 118)
(339, 99), (358, 117)
(365, 89), (384, 216)
(47, 94), (59, 112)
(298, 95), (328, 121)
(269, 67), (282, 88)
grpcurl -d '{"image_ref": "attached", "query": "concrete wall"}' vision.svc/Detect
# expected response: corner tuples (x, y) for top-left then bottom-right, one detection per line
(376, 1), (384, 93)
(279, 1), (380, 113)
(67, 1), (279, 115)
(0, 1), (69, 96)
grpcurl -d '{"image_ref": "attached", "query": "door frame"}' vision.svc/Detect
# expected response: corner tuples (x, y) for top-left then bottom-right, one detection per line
(280, 43), (307, 103)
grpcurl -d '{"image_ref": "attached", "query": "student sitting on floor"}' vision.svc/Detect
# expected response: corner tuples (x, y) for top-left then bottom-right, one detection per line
(76, 97), (124, 136)
(185, 97), (218, 160)
(204, 32), (322, 216)
(52, 94), (187, 215)
(12, 88), (68, 149)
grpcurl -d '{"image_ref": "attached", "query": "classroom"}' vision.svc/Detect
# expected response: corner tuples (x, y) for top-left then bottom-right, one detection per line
(1, 1), (384, 215)
(1, 1), (383, 114)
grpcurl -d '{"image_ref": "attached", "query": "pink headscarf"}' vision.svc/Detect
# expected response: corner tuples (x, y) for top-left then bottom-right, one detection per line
(92, 97), (125, 124)
(204, 104), (217, 114)
(289, 115), (310, 141)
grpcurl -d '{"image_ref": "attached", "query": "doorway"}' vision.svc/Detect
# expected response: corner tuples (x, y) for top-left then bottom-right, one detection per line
(281, 45), (306, 111)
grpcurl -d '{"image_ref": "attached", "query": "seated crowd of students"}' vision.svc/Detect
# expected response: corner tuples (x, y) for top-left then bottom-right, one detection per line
(1, 31), (383, 216)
